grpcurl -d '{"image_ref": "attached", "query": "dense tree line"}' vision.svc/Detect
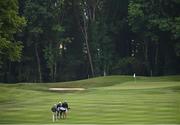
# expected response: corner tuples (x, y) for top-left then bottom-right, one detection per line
(0, 0), (180, 83)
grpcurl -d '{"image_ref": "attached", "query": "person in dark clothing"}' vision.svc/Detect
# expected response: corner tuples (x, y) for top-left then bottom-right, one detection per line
(51, 104), (57, 122)
(56, 102), (62, 119)
(62, 101), (68, 108)
(62, 101), (69, 119)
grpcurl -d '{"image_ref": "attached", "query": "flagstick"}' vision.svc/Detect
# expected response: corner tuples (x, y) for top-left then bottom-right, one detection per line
(133, 73), (136, 83)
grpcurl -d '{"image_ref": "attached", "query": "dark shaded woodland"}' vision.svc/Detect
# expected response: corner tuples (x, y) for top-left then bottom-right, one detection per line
(0, 0), (180, 83)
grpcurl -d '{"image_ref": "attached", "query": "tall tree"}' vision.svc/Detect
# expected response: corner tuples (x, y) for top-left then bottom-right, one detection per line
(128, 0), (180, 75)
(0, 0), (26, 82)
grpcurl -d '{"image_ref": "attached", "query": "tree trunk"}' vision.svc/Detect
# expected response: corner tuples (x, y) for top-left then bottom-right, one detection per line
(154, 43), (159, 75)
(74, 0), (95, 77)
(81, 6), (95, 77)
(144, 41), (150, 75)
(87, 0), (97, 21)
(50, 66), (53, 81)
(84, 26), (95, 77)
(35, 43), (42, 82)
(103, 65), (106, 76)
(54, 62), (57, 81)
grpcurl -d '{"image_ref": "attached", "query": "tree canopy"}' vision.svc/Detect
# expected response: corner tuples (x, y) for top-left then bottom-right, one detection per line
(0, 0), (26, 64)
(0, 0), (180, 83)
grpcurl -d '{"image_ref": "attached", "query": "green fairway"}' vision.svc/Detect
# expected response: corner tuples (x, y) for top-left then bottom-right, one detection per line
(0, 76), (180, 124)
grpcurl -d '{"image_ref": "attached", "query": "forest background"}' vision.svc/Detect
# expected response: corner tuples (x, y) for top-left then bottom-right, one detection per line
(0, 0), (180, 83)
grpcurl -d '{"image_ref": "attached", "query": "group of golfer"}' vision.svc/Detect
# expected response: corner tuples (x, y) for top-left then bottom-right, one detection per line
(51, 100), (69, 122)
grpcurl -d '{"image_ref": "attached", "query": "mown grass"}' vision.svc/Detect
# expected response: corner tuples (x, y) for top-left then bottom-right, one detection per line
(0, 75), (180, 124)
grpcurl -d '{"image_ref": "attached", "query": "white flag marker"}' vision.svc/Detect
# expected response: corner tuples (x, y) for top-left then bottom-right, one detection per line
(133, 73), (136, 83)
(133, 73), (136, 78)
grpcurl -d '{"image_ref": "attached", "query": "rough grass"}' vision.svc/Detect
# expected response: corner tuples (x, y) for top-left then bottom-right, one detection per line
(0, 75), (180, 124)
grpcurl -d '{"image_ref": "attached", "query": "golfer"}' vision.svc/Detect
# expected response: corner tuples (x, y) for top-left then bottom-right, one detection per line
(62, 101), (69, 119)
(51, 104), (57, 122)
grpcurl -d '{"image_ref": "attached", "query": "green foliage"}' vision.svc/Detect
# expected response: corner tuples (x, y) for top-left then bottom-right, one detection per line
(1, 0), (180, 82)
(52, 24), (64, 32)
(0, 0), (26, 64)
(128, 0), (180, 75)
(112, 57), (137, 74)
(21, 0), (68, 81)
(90, 21), (114, 75)
(43, 44), (56, 69)
(128, 1), (145, 32)
(172, 17), (180, 39)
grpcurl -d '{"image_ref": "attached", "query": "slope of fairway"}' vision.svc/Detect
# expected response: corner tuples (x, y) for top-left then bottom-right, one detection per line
(0, 75), (180, 124)
(100, 81), (180, 90)
(46, 75), (135, 88)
